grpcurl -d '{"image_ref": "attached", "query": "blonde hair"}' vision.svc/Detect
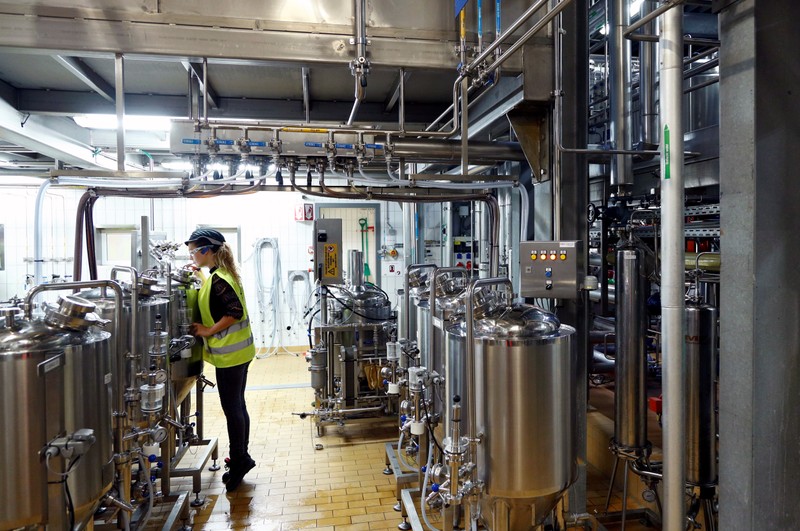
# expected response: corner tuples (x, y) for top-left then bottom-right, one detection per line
(214, 243), (243, 286)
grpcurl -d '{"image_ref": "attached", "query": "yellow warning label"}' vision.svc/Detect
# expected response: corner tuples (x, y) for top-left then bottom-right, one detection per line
(324, 244), (339, 278)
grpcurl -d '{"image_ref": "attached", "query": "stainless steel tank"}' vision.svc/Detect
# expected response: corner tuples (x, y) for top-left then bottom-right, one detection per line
(79, 286), (169, 425)
(0, 300), (112, 530)
(614, 239), (649, 452)
(686, 302), (718, 487)
(468, 304), (576, 529)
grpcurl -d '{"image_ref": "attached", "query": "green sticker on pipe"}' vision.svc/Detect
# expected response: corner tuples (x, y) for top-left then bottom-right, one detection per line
(664, 125), (671, 180)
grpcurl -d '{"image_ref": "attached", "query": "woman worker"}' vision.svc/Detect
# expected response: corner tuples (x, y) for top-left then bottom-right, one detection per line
(185, 228), (256, 492)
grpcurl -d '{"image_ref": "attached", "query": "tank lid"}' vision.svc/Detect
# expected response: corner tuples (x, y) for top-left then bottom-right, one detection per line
(447, 303), (561, 339)
(0, 317), (95, 353)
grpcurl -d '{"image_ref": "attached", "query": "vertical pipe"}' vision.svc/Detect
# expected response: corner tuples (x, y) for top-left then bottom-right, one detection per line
(302, 67), (311, 123)
(349, 249), (364, 288)
(34, 180), (52, 286)
(460, 78), (470, 178)
(553, 6), (564, 240)
(399, 67), (406, 132)
(477, 0), (484, 51)
(187, 68), (194, 120)
(459, 10), (467, 65)
(140, 215), (150, 272)
(660, 5), (686, 530)
(202, 57), (209, 126)
(640, 0), (659, 147)
(609, 0), (633, 192)
(114, 53), (125, 172)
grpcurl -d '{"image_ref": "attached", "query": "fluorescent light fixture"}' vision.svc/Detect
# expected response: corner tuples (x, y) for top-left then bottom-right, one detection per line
(160, 160), (193, 171)
(73, 114), (174, 132)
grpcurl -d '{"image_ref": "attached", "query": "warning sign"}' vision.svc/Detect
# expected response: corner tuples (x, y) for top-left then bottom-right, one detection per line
(323, 244), (339, 278)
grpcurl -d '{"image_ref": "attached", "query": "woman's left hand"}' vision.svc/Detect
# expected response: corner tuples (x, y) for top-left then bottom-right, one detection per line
(191, 323), (214, 338)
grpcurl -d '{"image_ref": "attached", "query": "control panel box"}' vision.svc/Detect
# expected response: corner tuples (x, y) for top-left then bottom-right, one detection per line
(313, 219), (343, 285)
(519, 240), (582, 299)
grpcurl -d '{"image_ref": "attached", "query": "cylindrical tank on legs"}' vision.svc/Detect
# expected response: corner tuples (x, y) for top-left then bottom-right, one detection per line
(448, 303), (576, 529)
(686, 302), (718, 487)
(614, 239), (649, 452)
(0, 299), (112, 530)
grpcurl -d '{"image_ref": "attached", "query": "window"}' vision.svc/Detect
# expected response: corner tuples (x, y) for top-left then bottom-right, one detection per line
(96, 226), (136, 266)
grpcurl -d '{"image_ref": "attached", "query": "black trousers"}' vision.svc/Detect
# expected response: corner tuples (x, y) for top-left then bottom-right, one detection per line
(215, 361), (251, 460)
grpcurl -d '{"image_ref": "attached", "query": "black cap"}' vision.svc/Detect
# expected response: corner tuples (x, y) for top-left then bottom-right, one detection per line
(185, 228), (225, 247)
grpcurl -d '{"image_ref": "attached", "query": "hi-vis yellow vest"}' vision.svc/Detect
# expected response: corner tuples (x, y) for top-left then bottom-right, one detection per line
(197, 269), (256, 368)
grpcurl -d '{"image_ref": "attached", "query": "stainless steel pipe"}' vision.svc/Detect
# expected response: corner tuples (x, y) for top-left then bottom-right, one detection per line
(609, 0), (633, 191)
(660, 5), (687, 530)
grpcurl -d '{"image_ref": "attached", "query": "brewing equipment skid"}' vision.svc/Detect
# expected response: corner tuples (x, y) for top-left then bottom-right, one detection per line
(302, 250), (398, 434)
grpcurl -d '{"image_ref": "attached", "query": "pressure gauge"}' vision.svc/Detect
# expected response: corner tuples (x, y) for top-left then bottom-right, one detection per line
(154, 369), (169, 384)
(151, 426), (168, 444)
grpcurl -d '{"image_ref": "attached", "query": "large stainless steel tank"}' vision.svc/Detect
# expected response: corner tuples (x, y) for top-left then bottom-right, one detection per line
(453, 303), (576, 529)
(686, 302), (718, 487)
(0, 300), (112, 530)
(614, 239), (649, 452)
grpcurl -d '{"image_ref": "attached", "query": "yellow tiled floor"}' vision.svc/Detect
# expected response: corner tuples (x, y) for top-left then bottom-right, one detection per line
(147, 354), (405, 530)
(144, 354), (658, 530)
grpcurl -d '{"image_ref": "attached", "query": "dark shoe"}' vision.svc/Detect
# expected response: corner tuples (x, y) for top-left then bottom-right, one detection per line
(225, 457), (256, 492)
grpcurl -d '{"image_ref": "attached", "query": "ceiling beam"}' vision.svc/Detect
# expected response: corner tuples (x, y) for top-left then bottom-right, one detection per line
(16, 89), (445, 125)
(181, 61), (219, 109)
(0, 94), (135, 170)
(0, 77), (17, 107)
(0, 12), (480, 71)
(384, 70), (411, 113)
(52, 55), (115, 103)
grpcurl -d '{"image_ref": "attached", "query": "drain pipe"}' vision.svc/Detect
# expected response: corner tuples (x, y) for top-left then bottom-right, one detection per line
(609, 0), (633, 193)
(659, 5), (686, 531)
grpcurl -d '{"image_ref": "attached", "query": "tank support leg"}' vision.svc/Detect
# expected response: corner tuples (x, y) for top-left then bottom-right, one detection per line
(603, 455), (620, 514)
(620, 461), (630, 531)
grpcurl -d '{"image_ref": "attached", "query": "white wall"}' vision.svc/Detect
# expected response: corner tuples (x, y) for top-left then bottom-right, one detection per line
(0, 186), (405, 348)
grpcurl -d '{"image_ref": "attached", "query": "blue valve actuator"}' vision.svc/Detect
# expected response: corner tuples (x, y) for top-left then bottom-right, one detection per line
(431, 483), (440, 492)
(421, 465), (427, 473)
(383, 379), (389, 386)
(147, 454), (157, 463)
(400, 415), (407, 423)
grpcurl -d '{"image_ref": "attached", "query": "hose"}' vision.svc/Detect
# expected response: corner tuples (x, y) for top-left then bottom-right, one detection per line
(136, 453), (154, 529)
(286, 270), (313, 345)
(421, 440), (442, 531)
(397, 432), (420, 473)
(253, 237), (292, 357)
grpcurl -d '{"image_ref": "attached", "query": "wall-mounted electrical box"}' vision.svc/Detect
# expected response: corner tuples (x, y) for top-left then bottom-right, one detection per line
(313, 219), (343, 285)
(519, 240), (583, 299)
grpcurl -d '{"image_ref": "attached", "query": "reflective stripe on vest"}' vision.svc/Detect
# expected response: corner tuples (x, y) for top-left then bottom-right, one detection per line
(197, 268), (256, 368)
(213, 317), (251, 339)
(207, 334), (254, 355)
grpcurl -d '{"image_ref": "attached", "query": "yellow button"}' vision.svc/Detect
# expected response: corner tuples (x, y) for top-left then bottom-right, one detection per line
(549, 254), (557, 261)
(560, 253), (567, 260)
(540, 254), (547, 261)
(531, 254), (537, 260)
